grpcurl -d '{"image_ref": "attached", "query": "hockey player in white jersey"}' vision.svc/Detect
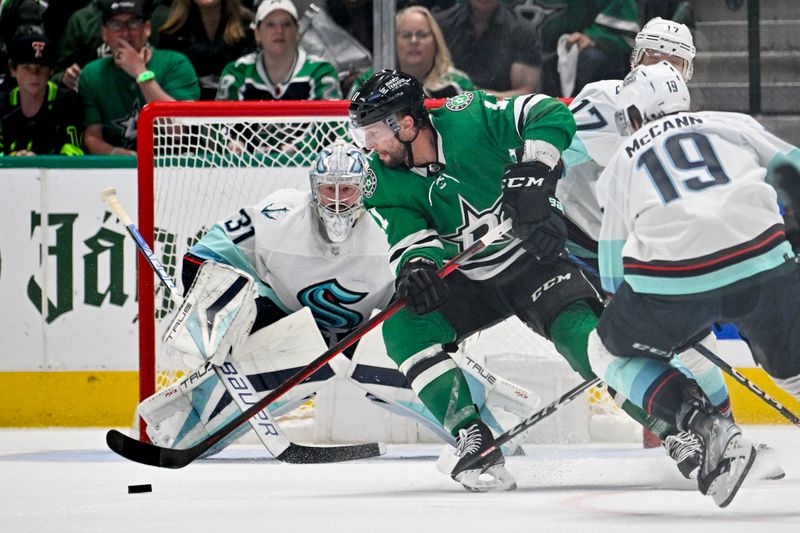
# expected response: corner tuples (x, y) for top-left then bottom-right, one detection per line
(587, 61), (800, 507)
(555, 17), (753, 479)
(139, 140), (535, 456)
(559, 17), (696, 258)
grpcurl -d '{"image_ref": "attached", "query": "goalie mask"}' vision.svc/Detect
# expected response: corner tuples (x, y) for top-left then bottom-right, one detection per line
(631, 17), (696, 80)
(310, 141), (368, 243)
(615, 62), (691, 136)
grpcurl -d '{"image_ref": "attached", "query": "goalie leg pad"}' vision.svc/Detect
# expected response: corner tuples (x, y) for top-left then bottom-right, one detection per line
(347, 325), (455, 443)
(143, 308), (335, 452)
(138, 363), (247, 451)
(163, 261), (257, 369)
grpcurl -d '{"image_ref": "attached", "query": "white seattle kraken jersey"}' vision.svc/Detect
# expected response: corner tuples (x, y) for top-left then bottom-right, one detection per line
(597, 111), (798, 296)
(189, 189), (395, 336)
(558, 80), (624, 250)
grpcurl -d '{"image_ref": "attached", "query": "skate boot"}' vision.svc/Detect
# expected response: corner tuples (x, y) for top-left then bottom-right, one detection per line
(663, 430), (702, 480)
(678, 398), (755, 507)
(450, 420), (516, 492)
(665, 431), (783, 482)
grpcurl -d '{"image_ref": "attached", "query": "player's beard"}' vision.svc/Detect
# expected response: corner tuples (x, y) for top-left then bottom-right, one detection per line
(378, 141), (408, 168)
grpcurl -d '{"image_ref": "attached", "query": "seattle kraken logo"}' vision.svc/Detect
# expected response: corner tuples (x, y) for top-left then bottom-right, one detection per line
(298, 279), (366, 330)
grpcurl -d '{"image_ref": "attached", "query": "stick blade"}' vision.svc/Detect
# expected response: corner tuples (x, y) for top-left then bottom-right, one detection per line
(106, 429), (196, 469)
(276, 442), (386, 464)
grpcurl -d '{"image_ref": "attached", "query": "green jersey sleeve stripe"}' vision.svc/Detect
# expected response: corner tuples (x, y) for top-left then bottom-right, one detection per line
(513, 94), (551, 139)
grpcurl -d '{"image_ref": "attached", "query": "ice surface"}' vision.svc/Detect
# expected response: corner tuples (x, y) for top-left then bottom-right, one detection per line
(0, 426), (798, 532)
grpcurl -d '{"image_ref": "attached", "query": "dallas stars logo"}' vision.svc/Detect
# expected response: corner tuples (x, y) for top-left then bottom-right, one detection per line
(363, 169), (377, 199)
(441, 196), (510, 253)
(445, 92), (473, 112)
(111, 99), (141, 143)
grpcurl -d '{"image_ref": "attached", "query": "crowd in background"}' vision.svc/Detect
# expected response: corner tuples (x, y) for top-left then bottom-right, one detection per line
(0, 0), (697, 157)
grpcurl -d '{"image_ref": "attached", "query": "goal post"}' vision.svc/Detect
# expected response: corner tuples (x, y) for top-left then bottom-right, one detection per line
(135, 98), (639, 445)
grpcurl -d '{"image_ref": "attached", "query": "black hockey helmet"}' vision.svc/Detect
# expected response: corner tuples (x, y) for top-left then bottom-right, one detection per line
(349, 69), (428, 129)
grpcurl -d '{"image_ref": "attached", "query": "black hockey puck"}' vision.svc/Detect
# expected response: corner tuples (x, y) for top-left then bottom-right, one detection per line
(127, 484), (152, 494)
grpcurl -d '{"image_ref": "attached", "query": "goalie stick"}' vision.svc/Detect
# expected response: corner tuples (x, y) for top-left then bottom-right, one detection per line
(100, 187), (384, 464)
(692, 342), (800, 427)
(105, 216), (515, 468)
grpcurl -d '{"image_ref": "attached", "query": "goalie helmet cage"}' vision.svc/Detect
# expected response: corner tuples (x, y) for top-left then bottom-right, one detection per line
(136, 99), (640, 445)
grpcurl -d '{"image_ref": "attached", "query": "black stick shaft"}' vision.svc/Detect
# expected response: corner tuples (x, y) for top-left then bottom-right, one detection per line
(693, 342), (800, 427)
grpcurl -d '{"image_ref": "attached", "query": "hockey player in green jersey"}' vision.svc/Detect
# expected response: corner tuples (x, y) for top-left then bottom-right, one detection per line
(349, 70), (609, 492)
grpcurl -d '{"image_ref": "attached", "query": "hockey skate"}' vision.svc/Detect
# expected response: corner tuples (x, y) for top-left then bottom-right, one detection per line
(450, 420), (516, 492)
(664, 431), (702, 480)
(679, 402), (755, 507)
(664, 432), (784, 482)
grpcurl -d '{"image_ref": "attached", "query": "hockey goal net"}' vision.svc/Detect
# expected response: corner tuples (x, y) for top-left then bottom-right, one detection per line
(136, 99), (637, 444)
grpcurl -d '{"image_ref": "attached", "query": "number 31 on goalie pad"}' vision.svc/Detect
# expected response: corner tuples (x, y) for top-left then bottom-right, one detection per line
(163, 262), (257, 368)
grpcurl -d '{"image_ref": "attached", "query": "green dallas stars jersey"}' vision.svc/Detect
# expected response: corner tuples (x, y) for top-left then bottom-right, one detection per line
(215, 49), (342, 101)
(79, 49), (199, 150)
(363, 91), (576, 281)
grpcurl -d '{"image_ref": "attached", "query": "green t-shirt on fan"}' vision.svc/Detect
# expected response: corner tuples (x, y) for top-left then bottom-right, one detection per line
(79, 48), (200, 149)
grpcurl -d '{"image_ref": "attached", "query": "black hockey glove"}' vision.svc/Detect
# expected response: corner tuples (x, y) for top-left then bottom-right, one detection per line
(501, 161), (563, 240)
(501, 161), (567, 264)
(396, 258), (449, 315)
(523, 207), (568, 264)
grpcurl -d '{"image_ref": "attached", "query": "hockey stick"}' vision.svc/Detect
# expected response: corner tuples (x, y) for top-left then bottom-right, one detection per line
(449, 377), (601, 474)
(106, 217), (514, 468)
(692, 342), (800, 427)
(100, 187), (384, 463)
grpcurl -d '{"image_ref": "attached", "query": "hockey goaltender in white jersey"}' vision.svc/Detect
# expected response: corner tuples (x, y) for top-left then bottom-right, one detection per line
(186, 187), (395, 343)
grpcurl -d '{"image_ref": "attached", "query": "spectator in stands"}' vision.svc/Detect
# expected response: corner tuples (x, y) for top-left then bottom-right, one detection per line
(435, 0), (541, 98)
(0, 0), (46, 92)
(157, 0), (256, 101)
(0, 26), (84, 155)
(79, 0), (200, 155)
(348, 5), (474, 99)
(215, 0), (341, 101)
(520, 0), (639, 97)
(54, 0), (171, 92)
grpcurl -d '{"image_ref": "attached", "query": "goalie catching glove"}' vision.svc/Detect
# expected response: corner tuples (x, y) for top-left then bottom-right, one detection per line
(501, 160), (567, 265)
(396, 257), (449, 315)
(162, 261), (257, 368)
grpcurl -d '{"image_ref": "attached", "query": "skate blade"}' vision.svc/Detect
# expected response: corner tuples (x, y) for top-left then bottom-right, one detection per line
(454, 464), (517, 493)
(707, 436), (756, 508)
(751, 443), (785, 481)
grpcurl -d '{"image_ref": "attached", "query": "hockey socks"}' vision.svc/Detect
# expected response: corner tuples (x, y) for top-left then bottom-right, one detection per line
(550, 301), (675, 439)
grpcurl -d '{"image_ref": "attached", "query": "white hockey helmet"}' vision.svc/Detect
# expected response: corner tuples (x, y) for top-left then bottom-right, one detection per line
(615, 61), (691, 135)
(309, 140), (368, 243)
(631, 17), (696, 80)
